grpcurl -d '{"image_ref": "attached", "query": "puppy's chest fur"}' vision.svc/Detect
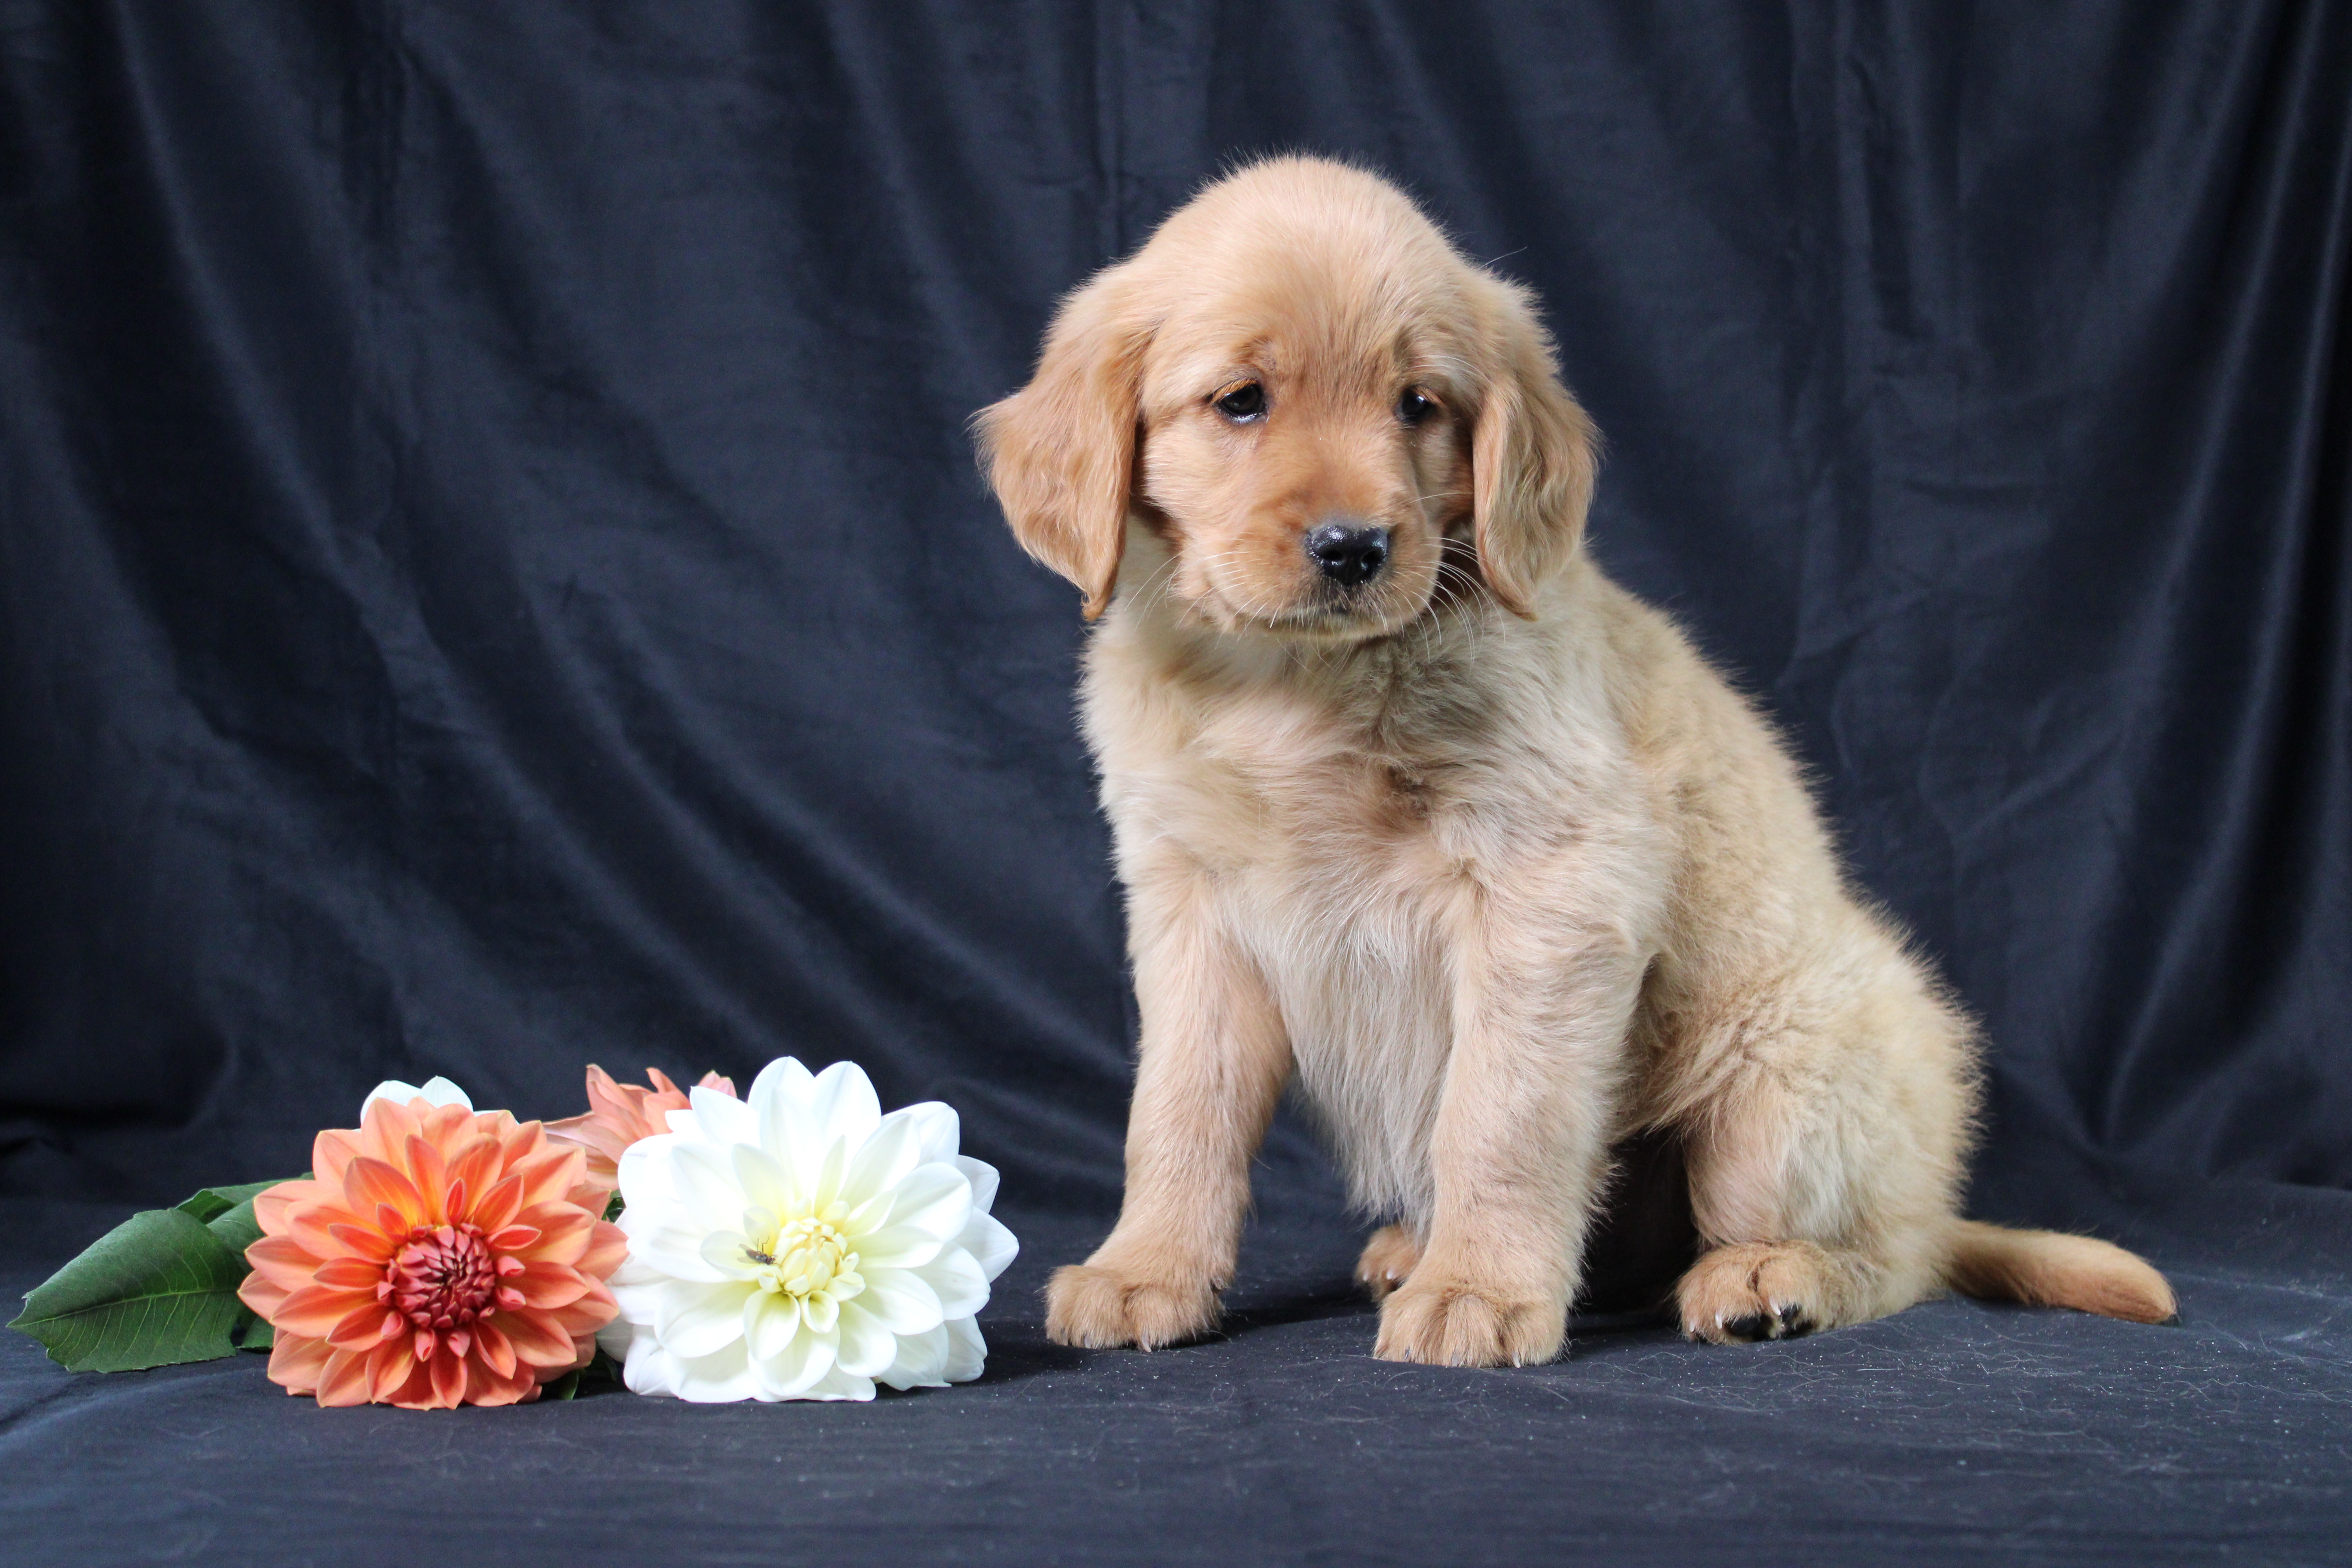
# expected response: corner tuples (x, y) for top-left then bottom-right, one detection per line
(1087, 632), (1646, 1219)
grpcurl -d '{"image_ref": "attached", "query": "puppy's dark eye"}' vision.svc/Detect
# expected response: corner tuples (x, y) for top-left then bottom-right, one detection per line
(1212, 382), (1267, 421)
(1397, 388), (1436, 426)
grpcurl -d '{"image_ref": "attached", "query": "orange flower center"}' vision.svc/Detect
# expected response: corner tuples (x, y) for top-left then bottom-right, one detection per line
(389, 1222), (499, 1330)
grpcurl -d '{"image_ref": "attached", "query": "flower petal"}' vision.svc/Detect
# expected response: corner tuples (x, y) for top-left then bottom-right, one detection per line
(902, 1102), (961, 1166)
(805, 1137), (850, 1215)
(550, 1281), (619, 1338)
(953, 1156), (1000, 1216)
(274, 1285), (382, 1338)
(855, 1268), (944, 1336)
(698, 1229), (760, 1279)
(664, 1337), (762, 1404)
(668, 1139), (745, 1219)
(265, 1331), (332, 1394)
(342, 1158), (426, 1231)
(512, 1145), (589, 1210)
(846, 1223), (943, 1272)
(508, 1204), (592, 1265)
(314, 1347), (373, 1407)
(793, 1363), (877, 1402)
(309, 1131), (361, 1187)
(367, 1339), (418, 1403)
(943, 1314), (987, 1383)
(832, 1299), (899, 1379)
(463, 1345), (535, 1407)
(750, 1057), (820, 1160)
(428, 1345), (468, 1408)
(492, 1307), (579, 1369)
(621, 1214), (731, 1284)
(244, 1234), (328, 1294)
(472, 1316), (518, 1378)
(236, 1274), (290, 1320)
(877, 1322), (951, 1390)
(286, 1203), (374, 1261)
(744, 1291), (802, 1361)
(403, 1133), (449, 1222)
(656, 1281), (756, 1361)
(416, 1075), (474, 1109)
(882, 1161), (972, 1242)
(507, 1260), (590, 1310)
(687, 1084), (758, 1146)
(576, 1219), (628, 1279)
(254, 1178), (321, 1238)
(730, 1143), (795, 1219)
(444, 1136), (504, 1218)
(311, 1256), (383, 1291)
(803, 1061), (882, 1151)
(327, 1307), (401, 1351)
(916, 1247), (990, 1319)
(621, 1332), (683, 1398)
(469, 1172), (526, 1236)
(323, 1221), (398, 1264)
(751, 1320), (837, 1399)
(956, 1212), (1020, 1283)
(842, 1112), (927, 1209)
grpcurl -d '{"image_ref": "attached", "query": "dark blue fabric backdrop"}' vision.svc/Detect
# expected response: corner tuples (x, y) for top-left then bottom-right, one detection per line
(4, 2), (2346, 1212)
(2, 6), (2348, 1564)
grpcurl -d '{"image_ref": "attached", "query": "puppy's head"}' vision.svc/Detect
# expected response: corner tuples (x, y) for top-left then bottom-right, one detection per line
(976, 158), (1597, 637)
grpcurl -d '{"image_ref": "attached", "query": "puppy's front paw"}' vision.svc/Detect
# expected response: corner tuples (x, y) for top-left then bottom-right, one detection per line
(1354, 1224), (1421, 1302)
(1373, 1274), (1565, 1367)
(1045, 1263), (1219, 1350)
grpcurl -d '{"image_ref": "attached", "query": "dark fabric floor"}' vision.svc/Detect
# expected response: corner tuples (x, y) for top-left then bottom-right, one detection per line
(9, 1167), (2349, 1567)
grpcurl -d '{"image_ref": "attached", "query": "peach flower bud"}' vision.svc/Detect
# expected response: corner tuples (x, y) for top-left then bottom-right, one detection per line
(545, 1065), (738, 1201)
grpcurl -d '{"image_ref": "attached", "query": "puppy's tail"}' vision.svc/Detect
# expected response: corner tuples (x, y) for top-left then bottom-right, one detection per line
(1943, 1220), (2178, 1324)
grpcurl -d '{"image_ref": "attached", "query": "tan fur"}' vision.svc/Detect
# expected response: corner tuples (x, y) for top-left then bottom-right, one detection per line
(977, 157), (2175, 1365)
(1354, 1223), (1421, 1303)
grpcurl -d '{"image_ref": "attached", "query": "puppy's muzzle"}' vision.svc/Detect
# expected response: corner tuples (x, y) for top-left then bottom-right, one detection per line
(1306, 523), (1390, 589)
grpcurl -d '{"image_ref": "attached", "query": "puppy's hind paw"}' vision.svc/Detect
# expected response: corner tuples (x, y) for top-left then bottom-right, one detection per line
(1678, 1242), (1831, 1344)
(1354, 1224), (1421, 1303)
(1045, 1263), (1219, 1351)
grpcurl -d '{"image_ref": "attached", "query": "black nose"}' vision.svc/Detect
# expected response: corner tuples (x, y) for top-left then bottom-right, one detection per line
(1306, 523), (1390, 588)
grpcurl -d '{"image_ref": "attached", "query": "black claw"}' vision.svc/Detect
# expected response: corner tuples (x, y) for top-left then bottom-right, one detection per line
(1720, 1312), (1772, 1342)
(1773, 1303), (1815, 1339)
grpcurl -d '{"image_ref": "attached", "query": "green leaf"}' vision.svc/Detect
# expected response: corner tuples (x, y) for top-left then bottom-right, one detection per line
(546, 1345), (623, 1400)
(9, 1208), (263, 1373)
(173, 1180), (281, 1226)
(180, 1185), (303, 1260)
(602, 1189), (624, 1223)
(9, 1178), (305, 1372)
(179, 1178), (302, 1255)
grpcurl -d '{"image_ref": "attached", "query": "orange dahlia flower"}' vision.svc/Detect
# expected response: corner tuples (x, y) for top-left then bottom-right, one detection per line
(546, 1065), (737, 1199)
(238, 1094), (625, 1408)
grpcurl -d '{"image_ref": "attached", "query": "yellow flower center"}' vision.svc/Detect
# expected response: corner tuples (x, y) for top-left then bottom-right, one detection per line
(744, 1206), (864, 1303)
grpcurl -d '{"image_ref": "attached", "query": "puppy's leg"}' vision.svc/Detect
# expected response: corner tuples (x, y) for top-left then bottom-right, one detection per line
(1674, 961), (1973, 1343)
(1046, 859), (1290, 1350)
(1355, 1224), (1421, 1302)
(1374, 887), (1642, 1367)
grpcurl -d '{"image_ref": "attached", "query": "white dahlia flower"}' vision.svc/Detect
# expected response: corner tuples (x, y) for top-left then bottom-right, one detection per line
(359, 1074), (474, 1118)
(602, 1058), (1017, 1402)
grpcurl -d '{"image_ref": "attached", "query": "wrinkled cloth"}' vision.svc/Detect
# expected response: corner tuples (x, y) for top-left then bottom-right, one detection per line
(2, 3), (2348, 1561)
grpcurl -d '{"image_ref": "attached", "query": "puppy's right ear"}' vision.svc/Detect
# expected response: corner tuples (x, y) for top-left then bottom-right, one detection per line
(974, 267), (1150, 621)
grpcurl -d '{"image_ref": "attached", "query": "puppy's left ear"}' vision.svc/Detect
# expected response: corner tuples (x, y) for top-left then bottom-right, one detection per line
(1467, 275), (1600, 619)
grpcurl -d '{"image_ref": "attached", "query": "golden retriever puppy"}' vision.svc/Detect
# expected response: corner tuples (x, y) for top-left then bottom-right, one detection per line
(976, 157), (2174, 1365)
